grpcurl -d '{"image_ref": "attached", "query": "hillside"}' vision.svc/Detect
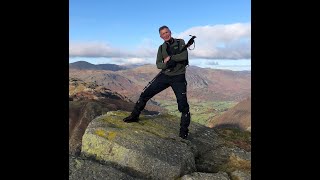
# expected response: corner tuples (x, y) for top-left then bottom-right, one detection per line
(69, 62), (251, 103)
(208, 97), (251, 131)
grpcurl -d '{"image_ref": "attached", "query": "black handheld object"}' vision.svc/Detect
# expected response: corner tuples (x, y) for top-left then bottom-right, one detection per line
(165, 35), (196, 71)
(181, 35), (196, 52)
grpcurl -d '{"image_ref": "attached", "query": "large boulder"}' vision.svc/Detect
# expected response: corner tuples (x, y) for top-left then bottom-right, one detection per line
(79, 111), (251, 180)
(81, 111), (196, 179)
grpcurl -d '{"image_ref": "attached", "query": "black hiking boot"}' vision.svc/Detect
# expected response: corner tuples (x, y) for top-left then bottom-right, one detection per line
(179, 130), (189, 139)
(123, 114), (139, 123)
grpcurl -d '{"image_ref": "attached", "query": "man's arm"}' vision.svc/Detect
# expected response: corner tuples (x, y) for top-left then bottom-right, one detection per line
(156, 45), (168, 69)
(170, 39), (188, 62)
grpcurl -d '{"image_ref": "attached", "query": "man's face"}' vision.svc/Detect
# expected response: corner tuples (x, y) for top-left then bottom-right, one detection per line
(160, 28), (172, 41)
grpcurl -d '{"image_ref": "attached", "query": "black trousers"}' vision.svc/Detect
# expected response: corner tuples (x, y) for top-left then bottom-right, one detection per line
(132, 73), (190, 132)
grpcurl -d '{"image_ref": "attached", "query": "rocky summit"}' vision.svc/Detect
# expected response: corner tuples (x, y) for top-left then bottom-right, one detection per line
(69, 111), (251, 180)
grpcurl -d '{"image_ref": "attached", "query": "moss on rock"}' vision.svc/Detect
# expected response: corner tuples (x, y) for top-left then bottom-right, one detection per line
(95, 129), (117, 141)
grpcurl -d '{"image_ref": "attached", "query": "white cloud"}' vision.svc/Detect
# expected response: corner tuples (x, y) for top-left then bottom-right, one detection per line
(126, 58), (145, 64)
(69, 40), (157, 59)
(69, 23), (250, 62)
(69, 41), (133, 58)
(176, 23), (251, 59)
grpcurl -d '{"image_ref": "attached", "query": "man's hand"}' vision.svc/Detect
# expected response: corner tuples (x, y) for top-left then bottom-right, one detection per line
(166, 60), (177, 69)
(164, 56), (171, 63)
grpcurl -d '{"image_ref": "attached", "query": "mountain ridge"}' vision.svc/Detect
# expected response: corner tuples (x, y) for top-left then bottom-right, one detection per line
(69, 61), (127, 71)
(69, 61), (251, 102)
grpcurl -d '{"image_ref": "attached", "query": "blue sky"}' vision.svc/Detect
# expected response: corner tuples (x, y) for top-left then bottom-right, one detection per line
(69, 0), (251, 71)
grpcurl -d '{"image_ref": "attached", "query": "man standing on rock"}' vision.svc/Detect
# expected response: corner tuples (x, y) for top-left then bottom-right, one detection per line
(123, 25), (191, 139)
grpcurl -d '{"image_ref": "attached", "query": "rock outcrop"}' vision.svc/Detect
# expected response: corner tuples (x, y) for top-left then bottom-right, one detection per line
(81, 111), (196, 179)
(70, 111), (251, 180)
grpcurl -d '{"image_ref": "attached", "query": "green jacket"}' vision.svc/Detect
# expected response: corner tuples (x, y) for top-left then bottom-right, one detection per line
(156, 38), (188, 76)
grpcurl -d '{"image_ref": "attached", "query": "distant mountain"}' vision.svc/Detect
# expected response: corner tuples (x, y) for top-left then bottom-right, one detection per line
(69, 61), (126, 71)
(208, 97), (251, 131)
(122, 64), (149, 69)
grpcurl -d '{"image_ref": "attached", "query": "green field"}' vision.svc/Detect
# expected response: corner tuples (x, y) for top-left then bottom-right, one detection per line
(157, 100), (237, 126)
